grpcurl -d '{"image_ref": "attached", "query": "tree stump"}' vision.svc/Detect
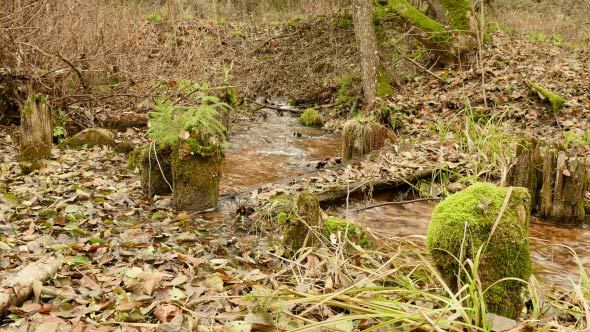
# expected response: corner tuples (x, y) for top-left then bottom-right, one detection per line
(506, 139), (543, 211)
(539, 149), (588, 224)
(19, 93), (52, 173)
(282, 192), (323, 255)
(141, 144), (173, 197)
(172, 143), (222, 211)
(341, 118), (387, 162)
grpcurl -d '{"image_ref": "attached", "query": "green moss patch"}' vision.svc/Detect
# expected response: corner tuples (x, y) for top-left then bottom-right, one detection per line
(427, 182), (531, 319)
(281, 192), (322, 255)
(529, 82), (566, 112)
(322, 217), (373, 249)
(299, 108), (324, 127)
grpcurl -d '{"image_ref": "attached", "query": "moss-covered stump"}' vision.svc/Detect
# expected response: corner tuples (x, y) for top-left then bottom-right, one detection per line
(299, 108), (323, 127)
(282, 192), (323, 254)
(140, 145), (173, 197)
(172, 142), (222, 211)
(322, 217), (373, 250)
(341, 118), (387, 162)
(62, 128), (115, 149)
(427, 182), (531, 319)
(19, 93), (52, 173)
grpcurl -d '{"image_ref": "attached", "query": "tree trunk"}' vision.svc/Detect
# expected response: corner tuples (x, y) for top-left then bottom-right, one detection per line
(19, 93), (52, 173)
(172, 143), (222, 211)
(539, 149), (588, 224)
(0, 255), (63, 318)
(352, 0), (379, 112)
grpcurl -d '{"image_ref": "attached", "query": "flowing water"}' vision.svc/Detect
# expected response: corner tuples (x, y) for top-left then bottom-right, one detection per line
(206, 112), (587, 285)
(327, 194), (590, 286)
(220, 111), (340, 192)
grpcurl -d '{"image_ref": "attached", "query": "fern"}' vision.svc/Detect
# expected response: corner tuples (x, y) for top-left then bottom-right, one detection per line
(147, 95), (230, 156)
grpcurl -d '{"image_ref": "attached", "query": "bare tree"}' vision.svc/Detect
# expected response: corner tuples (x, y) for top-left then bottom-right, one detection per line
(352, 0), (379, 113)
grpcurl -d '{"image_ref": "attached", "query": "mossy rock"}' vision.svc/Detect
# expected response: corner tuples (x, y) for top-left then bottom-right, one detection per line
(62, 128), (115, 149)
(427, 182), (531, 319)
(322, 216), (373, 250)
(282, 192), (322, 254)
(299, 108), (323, 127)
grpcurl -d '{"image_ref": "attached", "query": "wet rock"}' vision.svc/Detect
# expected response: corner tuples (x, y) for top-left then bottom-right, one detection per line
(62, 128), (115, 148)
(427, 182), (531, 319)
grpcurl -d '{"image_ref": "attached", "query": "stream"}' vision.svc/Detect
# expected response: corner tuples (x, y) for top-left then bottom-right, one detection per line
(214, 112), (587, 286)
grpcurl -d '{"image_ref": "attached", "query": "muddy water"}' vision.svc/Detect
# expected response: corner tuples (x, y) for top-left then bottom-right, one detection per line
(327, 195), (590, 285)
(220, 111), (340, 192)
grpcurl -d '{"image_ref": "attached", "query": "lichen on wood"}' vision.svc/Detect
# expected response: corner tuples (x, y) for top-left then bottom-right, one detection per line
(427, 182), (531, 319)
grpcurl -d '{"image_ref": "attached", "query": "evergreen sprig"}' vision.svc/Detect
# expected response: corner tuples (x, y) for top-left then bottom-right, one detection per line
(147, 95), (230, 156)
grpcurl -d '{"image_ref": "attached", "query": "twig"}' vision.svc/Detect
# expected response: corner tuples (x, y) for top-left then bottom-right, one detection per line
(353, 197), (442, 211)
(56, 53), (88, 90)
(392, 46), (447, 84)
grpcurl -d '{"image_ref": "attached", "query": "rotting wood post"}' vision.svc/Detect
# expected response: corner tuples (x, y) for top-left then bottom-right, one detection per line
(19, 93), (52, 173)
(506, 139), (543, 211)
(342, 119), (387, 162)
(172, 143), (222, 211)
(539, 148), (588, 224)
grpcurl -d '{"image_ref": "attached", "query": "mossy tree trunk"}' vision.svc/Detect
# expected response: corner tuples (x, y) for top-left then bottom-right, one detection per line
(19, 93), (52, 173)
(172, 143), (222, 211)
(141, 144), (173, 197)
(539, 149), (588, 224)
(378, 0), (476, 64)
(352, 0), (379, 112)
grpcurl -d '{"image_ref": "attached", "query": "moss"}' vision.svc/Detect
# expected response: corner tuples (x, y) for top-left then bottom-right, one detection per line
(529, 82), (566, 112)
(282, 192), (322, 254)
(427, 182), (531, 319)
(172, 142), (222, 211)
(439, 0), (472, 31)
(141, 145), (173, 196)
(382, 0), (450, 42)
(38, 208), (57, 220)
(299, 108), (324, 127)
(322, 217), (373, 249)
(127, 146), (145, 171)
(376, 69), (393, 97)
(336, 74), (361, 105)
(62, 128), (116, 149)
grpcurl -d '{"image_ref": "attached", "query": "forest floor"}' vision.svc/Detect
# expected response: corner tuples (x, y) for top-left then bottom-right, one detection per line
(1, 13), (590, 332)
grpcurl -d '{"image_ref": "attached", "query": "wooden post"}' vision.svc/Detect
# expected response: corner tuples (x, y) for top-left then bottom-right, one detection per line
(172, 143), (222, 211)
(19, 93), (52, 173)
(506, 139), (543, 211)
(539, 148), (588, 224)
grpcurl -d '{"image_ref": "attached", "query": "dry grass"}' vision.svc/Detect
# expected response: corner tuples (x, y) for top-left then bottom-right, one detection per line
(489, 0), (590, 45)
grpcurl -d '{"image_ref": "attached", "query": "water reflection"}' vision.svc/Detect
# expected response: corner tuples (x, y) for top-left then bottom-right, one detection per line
(327, 194), (590, 286)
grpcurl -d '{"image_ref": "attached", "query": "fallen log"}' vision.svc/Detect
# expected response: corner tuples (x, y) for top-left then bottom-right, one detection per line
(0, 255), (64, 318)
(97, 111), (148, 130)
(315, 169), (434, 203)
